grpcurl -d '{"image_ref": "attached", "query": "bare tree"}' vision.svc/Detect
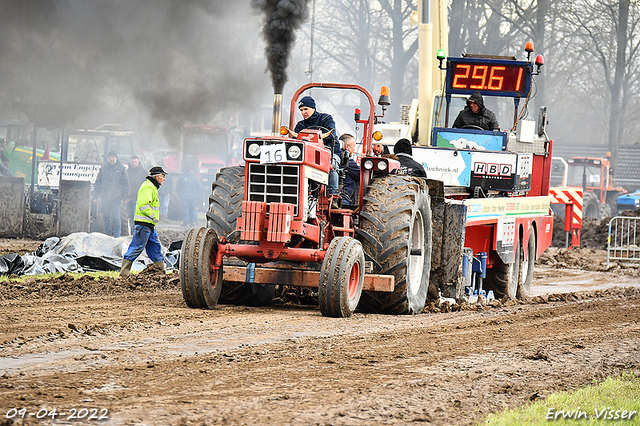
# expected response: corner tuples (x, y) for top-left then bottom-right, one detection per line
(309, 0), (378, 89)
(449, 0), (512, 56)
(565, 0), (640, 160)
(377, 0), (419, 110)
(304, 0), (417, 118)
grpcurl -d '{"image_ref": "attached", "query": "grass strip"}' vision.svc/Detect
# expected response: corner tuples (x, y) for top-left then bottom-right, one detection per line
(485, 373), (640, 425)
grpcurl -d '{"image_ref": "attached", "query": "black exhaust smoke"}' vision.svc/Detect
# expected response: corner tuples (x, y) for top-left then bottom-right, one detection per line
(251, 0), (310, 93)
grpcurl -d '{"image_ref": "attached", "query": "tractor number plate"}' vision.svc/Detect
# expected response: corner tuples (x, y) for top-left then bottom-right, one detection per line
(260, 143), (287, 164)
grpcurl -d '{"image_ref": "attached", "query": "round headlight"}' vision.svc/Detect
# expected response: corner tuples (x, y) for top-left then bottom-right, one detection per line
(377, 160), (388, 171)
(248, 143), (260, 156)
(363, 159), (374, 170)
(288, 145), (301, 159)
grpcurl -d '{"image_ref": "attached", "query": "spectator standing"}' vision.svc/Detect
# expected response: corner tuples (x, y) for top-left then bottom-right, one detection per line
(120, 166), (166, 277)
(93, 151), (129, 237)
(177, 168), (203, 226)
(393, 139), (427, 177)
(126, 155), (147, 234)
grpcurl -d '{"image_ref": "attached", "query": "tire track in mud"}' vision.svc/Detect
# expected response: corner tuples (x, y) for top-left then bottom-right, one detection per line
(0, 286), (639, 425)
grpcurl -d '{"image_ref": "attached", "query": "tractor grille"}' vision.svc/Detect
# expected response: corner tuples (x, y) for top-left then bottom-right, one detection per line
(248, 163), (299, 215)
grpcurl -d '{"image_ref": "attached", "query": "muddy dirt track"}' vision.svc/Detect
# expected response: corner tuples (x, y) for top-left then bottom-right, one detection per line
(0, 245), (639, 425)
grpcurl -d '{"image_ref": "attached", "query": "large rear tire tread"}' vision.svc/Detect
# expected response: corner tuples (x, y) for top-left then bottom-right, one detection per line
(319, 236), (365, 318)
(356, 176), (432, 315)
(582, 192), (600, 220)
(599, 203), (612, 220)
(206, 166), (245, 242)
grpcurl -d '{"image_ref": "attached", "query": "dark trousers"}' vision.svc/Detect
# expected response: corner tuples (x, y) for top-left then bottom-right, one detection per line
(102, 200), (121, 238)
(182, 198), (197, 226)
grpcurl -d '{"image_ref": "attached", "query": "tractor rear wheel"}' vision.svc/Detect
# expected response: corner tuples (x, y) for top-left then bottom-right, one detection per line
(357, 176), (432, 314)
(516, 227), (536, 299)
(319, 236), (365, 318)
(207, 166), (244, 241)
(582, 192), (600, 220)
(599, 203), (612, 220)
(180, 227), (223, 309)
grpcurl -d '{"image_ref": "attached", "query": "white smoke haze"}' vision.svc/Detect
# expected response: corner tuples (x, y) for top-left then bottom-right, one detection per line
(0, 0), (271, 147)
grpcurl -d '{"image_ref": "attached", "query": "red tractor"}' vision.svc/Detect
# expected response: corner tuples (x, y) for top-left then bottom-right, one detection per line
(180, 83), (432, 317)
(565, 155), (626, 219)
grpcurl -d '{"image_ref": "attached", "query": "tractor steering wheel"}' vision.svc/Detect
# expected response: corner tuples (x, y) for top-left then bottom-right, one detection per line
(462, 125), (485, 131)
(307, 125), (340, 155)
(306, 125), (332, 136)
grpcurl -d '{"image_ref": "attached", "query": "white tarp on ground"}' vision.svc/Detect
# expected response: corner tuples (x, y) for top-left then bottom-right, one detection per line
(0, 232), (179, 276)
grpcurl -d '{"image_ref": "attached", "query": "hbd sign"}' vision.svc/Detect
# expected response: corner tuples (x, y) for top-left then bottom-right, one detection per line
(470, 151), (517, 191)
(473, 162), (513, 176)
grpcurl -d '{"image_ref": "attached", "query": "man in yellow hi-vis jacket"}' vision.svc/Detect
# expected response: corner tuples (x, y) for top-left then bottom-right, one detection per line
(120, 166), (166, 277)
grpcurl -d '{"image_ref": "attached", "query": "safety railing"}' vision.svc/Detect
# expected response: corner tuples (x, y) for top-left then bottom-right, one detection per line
(607, 216), (640, 267)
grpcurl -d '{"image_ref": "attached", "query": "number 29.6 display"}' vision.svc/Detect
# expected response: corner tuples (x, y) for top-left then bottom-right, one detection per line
(446, 58), (531, 97)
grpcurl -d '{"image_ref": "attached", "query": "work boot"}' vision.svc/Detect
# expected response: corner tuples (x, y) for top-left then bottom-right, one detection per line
(119, 259), (133, 277)
(152, 261), (165, 270)
(330, 196), (340, 209)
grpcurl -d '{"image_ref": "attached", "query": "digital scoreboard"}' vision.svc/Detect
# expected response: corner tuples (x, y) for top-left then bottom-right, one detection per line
(446, 57), (532, 97)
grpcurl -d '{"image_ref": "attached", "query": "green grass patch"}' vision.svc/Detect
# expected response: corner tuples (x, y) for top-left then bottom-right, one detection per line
(485, 373), (640, 425)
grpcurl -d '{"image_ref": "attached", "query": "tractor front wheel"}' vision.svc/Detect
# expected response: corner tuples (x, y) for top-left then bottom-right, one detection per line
(319, 236), (365, 318)
(180, 227), (223, 309)
(582, 192), (600, 220)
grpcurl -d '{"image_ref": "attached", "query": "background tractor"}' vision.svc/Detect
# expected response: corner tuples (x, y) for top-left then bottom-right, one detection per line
(563, 155), (625, 220)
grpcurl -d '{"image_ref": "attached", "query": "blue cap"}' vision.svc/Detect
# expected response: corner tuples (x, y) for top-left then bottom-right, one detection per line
(298, 96), (316, 110)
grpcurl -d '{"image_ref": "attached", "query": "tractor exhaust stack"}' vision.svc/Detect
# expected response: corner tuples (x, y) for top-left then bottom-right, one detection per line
(272, 93), (283, 136)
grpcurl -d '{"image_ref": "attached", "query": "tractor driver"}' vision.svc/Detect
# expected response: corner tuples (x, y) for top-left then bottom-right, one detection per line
(286, 96), (341, 200)
(452, 91), (500, 131)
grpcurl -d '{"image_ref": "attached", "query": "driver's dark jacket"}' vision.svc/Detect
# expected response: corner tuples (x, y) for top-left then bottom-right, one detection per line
(452, 92), (500, 131)
(294, 111), (340, 155)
